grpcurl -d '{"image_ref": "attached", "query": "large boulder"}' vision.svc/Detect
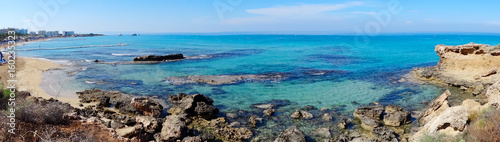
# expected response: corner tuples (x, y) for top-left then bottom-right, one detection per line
(160, 115), (188, 141)
(383, 105), (411, 126)
(353, 105), (384, 121)
(419, 90), (451, 124)
(359, 116), (379, 131)
(486, 81), (500, 108)
(133, 54), (184, 61)
(423, 106), (469, 134)
(136, 116), (160, 133)
(130, 97), (163, 117)
(274, 126), (306, 142)
(168, 93), (219, 119)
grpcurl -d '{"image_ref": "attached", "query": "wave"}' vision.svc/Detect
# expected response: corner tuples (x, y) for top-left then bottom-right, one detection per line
(185, 54), (212, 59)
(112, 53), (134, 56)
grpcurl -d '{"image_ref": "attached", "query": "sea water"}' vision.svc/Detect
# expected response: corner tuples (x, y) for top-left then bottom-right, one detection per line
(19, 35), (500, 114)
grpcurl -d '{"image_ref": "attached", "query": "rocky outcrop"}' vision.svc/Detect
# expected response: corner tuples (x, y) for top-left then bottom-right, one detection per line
(419, 90), (451, 125)
(414, 43), (500, 95)
(353, 105), (384, 120)
(274, 126), (306, 142)
(160, 115), (188, 141)
(77, 89), (165, 115)
(133, 54), (184, 61)
(130, 97), (163, 117)
(383, 105), (411, 127)
(168, 93), (219, 119)
(263, 109), (275, 116)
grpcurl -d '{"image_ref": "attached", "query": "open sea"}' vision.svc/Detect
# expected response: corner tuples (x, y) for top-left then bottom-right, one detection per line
(18, 34), (500, 114)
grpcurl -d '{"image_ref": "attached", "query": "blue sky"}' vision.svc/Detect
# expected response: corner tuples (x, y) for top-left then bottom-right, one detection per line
(2, 0), (500, 34)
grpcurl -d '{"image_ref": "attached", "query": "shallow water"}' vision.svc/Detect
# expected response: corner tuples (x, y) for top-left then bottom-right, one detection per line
(19, 35), (500, 114)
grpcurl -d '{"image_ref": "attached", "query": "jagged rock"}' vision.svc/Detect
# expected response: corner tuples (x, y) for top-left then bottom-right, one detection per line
(353, 105), (384, 120)
(481, 68), (497, 77)
(274, 126), (306, 142)
(97, 96), (110, 107)
(133, 54), (184, 61)
(249, 115), (261, 127)
(110, 120), (125, 129)
(423, 106), (469, 134)
(315, 128), (332, 138)
(435, 43), (489, 56)
(160, 115), (188, 141)
(136, 116), (160, 133)
(487, 81), (500, 108)
(372, 127), (398, 142)
(168, 93), (219, 119)
(336, 134), (350, 142)
(337, 117), (350, 129)
(182, 136), (203, 142)
(383, 105), (411, 126)
(491, 50), (500, 56)
(130, 97), (163, 117)
(359, 116), (379, 131)
(214, 127), (253, 141)
(116, 125), (142, 138)
(264, 109), (275, 116)
(290, 110), (313, 119)
(420, 90), (451, 124)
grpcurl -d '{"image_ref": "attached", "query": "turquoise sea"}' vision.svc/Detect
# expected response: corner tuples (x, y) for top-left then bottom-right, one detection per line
(19, 35), (500, 114)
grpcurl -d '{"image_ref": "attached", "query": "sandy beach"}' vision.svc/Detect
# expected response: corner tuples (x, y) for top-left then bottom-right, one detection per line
(0, 57), (81, 107)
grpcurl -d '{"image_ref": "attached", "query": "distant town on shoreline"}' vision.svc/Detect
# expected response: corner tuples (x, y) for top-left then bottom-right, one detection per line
(0, 28), (103, 45)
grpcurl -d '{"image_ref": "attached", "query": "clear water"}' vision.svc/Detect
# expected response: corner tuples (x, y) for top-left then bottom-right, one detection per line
(19, 35), (500, 113)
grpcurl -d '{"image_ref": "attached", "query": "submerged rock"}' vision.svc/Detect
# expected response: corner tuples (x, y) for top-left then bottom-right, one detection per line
(133, 54), (184, 61)
(264, 109), (275, 116)
(165, 73), (288, 85)
(274, 126), (306, 142)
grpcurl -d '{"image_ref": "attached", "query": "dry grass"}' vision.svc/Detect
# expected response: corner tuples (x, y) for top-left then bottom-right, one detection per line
(465, 108), (500, 142)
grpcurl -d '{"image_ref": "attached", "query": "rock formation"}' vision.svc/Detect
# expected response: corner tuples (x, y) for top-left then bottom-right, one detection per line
(133, 54), (184, 61)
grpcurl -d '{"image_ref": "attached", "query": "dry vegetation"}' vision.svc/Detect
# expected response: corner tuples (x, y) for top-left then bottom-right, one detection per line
(0, 90), (123, 142)
(465, 108), (500, 142)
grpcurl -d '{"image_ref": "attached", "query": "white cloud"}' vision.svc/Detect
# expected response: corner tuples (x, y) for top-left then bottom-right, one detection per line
(351, 11), (376, 15)
(246, 1), (363, 17)
(222, 2), (363, 25)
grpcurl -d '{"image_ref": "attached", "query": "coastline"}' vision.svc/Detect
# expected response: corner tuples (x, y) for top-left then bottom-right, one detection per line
(0, 57), (82, 107)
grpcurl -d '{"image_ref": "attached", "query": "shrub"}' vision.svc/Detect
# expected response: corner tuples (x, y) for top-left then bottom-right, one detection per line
(17, 101), (72, 125)
(466, 108), (500, 142)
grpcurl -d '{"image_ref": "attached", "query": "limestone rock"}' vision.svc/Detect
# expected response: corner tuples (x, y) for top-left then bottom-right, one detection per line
(420, 90), (451, 124)
(135, 116), (160, 133)
(322, 113), (333, 121)
(372, 127), (398, 142)
(160, 115), (188, 141)
(168, 93), (219, 119)
(130, 97), (163, 117)
(359, 116), (379, 131)
(383, 105), (411, 126)
(353, 105), (384, 121)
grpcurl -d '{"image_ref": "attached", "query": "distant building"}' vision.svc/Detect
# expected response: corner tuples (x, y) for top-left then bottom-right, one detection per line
(63, 31), (75, 37)
(38, 30), (47, 36)
(46, 31), (59, 37)
(29, 31), (37, 35)
(15, 29), (28, 34)
(0, 29), (7, 34)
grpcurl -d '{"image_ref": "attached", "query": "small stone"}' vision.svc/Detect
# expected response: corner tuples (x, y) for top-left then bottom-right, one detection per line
(322, 113), (333, 121)
(320, 107), (328, 111)
(264, 109), (275, 116)
(291, 110), (313, 119)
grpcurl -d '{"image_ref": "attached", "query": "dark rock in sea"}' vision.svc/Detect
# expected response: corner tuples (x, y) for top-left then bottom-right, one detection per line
(251, 99), (292, 109)
(97, 96), (110, 107)
(304, 105), (316, 111)
(322, 113), (333, 121)
(160, 114), (188, 141)
(168, 93), (219, 119)
(274, 126), (306, 142)
(383, 105), (411, 127)
(248, 115), (262, 128)
(134, 53), (184, 61)
(94, 59), (99, 62)
(130, 97), (164, 117)
(165, 73), (288, 85)
(372, 126), (398, 142)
